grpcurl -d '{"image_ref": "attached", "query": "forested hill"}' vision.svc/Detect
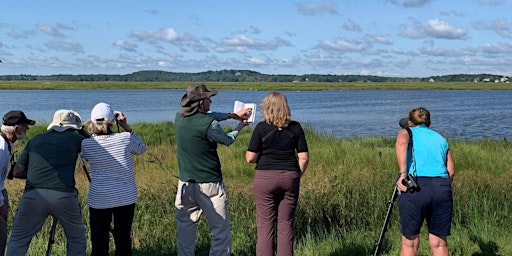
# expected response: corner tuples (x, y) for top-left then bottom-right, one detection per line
(0, 69), (508, 83)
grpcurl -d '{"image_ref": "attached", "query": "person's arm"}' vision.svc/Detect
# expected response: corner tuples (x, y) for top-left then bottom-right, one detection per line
(298, 152), (309, 177)
(129, 131), (147, 155)
(210, 108), (252, 122)
(395, 128), (409, 192)
(13, 162), (27, 179)
(246, 151), (258, 163)
(207, 120), (248, 146)
(446, 149), (455, 182)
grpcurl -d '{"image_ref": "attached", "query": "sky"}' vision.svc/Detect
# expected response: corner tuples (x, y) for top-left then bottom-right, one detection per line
(1, 0), (511, 78)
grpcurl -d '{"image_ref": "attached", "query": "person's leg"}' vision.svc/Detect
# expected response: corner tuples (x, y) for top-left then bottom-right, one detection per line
(253, 171), (278, 256)
(427, 177), (452, 256)
(398, 177), (431, 256)
(276, 171), (300, 256)
(401, 234), (420, 256)
(197, 181), (231, 256)
(89, 207), (113, 256)
(51, 190), (86, 256)
(6, 189), (50, 256)
(0, 214), (5, 256)
(112, 204), (135, 256)
(429, 234), (449, 256)
(0, 189), (8, 256)
(175, 181), (202, 256)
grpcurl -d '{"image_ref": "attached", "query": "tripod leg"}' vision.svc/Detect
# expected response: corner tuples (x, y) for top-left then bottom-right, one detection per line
(373, 185), (398, 256)
(45, 217), (58, 256)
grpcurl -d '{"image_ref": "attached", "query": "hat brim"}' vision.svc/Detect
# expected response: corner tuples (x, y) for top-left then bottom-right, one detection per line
(47, 124), (81, 132)
(23, 119), (36, 125)
(180, 90), (217, 107)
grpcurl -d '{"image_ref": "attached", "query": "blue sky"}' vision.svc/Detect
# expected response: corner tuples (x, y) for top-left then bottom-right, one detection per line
(1, 0), (511, 77)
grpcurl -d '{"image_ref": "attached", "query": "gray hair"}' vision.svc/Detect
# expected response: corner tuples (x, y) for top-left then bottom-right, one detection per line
(1, 125), (14, 134)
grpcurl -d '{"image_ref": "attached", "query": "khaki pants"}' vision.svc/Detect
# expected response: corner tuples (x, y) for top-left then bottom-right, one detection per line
(174, 180), (231, 256)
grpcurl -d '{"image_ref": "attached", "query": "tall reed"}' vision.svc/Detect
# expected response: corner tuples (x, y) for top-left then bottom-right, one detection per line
(5, 123), (511, 255)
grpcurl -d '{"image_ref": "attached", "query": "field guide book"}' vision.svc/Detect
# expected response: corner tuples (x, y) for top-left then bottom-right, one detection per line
(233, 100), (256, 123)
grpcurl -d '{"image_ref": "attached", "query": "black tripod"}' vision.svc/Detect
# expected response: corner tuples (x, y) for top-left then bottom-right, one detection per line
(373, 184), (399, 256)
(46, 156), (91, 256)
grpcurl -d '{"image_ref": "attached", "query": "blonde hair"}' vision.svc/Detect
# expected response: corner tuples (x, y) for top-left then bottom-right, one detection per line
(409, 107), (431, 127)
(86, 120), (112, 135)
(262, 91), (291, 128)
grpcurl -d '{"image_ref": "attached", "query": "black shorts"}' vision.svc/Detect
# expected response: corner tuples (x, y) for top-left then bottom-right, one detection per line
(398, 177), (453, 237)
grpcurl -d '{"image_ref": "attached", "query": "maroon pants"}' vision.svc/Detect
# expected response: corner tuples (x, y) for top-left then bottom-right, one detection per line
(253, 170), (301, 256)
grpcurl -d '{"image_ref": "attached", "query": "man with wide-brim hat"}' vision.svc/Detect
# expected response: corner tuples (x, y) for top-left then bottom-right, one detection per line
(174, 83), (252, 255)
(0, 110), (35, 256)
(6, 109), (88, 256)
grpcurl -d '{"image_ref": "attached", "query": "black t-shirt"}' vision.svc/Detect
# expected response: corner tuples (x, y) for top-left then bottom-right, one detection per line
(247, 121), (308, 171)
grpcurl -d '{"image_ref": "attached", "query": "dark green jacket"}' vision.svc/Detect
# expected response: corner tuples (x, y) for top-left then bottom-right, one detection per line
(175, 112), (222, 183)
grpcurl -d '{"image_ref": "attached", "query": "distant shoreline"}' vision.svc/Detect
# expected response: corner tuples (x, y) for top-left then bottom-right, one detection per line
(0, 80), (511, 90)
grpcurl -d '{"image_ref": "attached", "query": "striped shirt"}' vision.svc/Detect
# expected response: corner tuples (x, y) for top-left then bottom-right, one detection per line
(81, 131), (146, 209)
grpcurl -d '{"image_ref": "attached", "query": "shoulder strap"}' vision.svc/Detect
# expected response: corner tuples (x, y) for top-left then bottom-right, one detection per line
(262, 125), (294, 143)
(404, 127), (417, 177)
(404, 127), (413, 146)
(262, 127), (278, 143)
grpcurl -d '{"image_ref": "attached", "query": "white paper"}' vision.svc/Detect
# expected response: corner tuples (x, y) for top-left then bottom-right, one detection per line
(233, 100), (256, 122)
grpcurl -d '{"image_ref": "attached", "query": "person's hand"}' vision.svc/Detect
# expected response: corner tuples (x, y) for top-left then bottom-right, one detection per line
(234, 108), (252, 121)
(396, 176), (407, 192)
(114, 111), (132, 132)
(0, 205), (7, 221)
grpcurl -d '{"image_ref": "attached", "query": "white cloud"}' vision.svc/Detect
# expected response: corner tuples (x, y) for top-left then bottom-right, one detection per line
(45, 38), (83, 53)
(424, 19), (467, 39)
(401, 19), (467, 39)
(296, 1), (338, 16)
(37, 23), (65, 38)
(113, 40), (138, 52)
(343, 19), (362, 32)
(316, 38), (366, 52)
(387, 0), (433, 7)
(473, 19), (512, 39)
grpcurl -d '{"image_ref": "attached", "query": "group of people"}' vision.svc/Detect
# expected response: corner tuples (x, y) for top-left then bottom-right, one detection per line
(174, 84), (455, 256)
(174, 84), (310, 256)
(0, 83), (455, 256)
(1, 103), (146, 256)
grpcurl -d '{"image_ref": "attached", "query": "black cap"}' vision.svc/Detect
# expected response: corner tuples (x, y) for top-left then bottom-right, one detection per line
(2, 110), (36, 126)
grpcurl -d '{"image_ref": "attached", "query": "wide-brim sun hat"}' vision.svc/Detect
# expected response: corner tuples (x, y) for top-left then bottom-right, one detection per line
(179, 84), (217, 116)
(47, 110), (83, 132)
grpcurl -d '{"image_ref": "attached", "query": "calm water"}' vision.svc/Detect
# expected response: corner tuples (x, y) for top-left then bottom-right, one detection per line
(2, 89), (511, 140)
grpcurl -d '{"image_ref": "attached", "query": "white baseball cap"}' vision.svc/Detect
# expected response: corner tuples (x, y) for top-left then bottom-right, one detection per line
(91, 102), (115, 124)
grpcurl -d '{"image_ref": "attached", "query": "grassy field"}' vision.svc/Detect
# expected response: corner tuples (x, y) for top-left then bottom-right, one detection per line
(0, 80), (512, 90)
(4, 122), (511, 255)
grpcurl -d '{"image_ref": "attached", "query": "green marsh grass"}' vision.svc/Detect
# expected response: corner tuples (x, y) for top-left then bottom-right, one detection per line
(5, 123), (511, 255)
(1, 80), (512, 90)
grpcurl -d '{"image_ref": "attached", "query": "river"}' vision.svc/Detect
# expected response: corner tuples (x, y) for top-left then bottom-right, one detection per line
(2, 89), (511, 140)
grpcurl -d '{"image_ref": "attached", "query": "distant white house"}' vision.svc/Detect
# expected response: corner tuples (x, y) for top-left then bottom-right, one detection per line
(482, 78), (491, 82)
(429, 78), (435, 82)
(501, 77), (509, 82)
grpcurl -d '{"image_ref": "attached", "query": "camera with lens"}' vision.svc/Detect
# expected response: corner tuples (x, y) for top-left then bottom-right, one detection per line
(402, 173), (419, 192)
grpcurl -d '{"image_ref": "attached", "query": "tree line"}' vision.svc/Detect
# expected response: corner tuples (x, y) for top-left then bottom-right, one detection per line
(0, 69), (508, 83)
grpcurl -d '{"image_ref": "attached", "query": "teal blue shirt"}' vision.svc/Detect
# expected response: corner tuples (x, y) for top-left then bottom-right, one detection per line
(409, 125), (449, 177)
